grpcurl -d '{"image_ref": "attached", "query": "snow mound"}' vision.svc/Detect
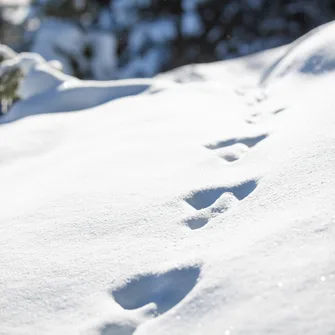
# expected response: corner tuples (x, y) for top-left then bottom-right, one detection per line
(262, 21), (335, 84)
(1, 21), (335, 335)
(0, 53), (176, 123)
(0, 44), (17, 62)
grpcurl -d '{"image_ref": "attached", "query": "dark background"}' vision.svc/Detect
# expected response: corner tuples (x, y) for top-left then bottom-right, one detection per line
(1, 0), (335, 78)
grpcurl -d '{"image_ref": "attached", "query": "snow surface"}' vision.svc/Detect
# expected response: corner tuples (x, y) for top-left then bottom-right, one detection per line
(1, 20), (335, 335)
(0, 44), (17, 61)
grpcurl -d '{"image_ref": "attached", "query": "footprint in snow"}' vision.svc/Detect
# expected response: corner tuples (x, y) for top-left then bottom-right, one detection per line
(183, 180), (258, 230)
(205, 134), (268, 163)
(272, 107), (286, 115)
(100, 323), (136, 335)
(235, 87), (268, 106)
(245, 107), (287, 124)
(111, 266), (200, 316)
(183, 192), (238, 230)
(104, 266), (200, 334)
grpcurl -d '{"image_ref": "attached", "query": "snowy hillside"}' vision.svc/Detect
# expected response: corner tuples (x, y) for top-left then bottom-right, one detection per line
(0, 21), (335, 335)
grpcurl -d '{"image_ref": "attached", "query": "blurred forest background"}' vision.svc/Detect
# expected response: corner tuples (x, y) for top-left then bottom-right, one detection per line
(1, 0), (335, 80)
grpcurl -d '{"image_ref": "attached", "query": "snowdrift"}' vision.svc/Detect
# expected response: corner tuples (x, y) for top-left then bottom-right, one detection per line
(261, 20), (335, 84)
(1, 21), (335, 335)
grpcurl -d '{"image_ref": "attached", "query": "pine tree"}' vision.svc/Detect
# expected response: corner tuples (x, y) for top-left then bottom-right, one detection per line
(0, 45), (20, 114)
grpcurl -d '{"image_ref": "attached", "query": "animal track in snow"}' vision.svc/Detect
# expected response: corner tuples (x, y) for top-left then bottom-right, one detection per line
(184, 192), (238, 230)
(205, 134), (268, 151)
(183, 180), (258, 229)
(235, 87), (268, 106)
(272, 107), (286, 115)
(245, 107), (287, 124)
(111, 266), (200, 316)
(205, 134), (267, 163)
(100, 323), (136, 335)
(214, 143), (249, 162)
(184, 180), (257, 210)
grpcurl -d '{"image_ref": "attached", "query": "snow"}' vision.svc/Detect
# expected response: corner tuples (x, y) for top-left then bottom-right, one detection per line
(149, 18), (177, 44)
(0, 3), (28, 25)
(181, 10), (204, 37)
(261, 21), (335, 85)
(112, 0), (138, 28)
(31, 19), (88, 76)
(1, 20), (335, 335)
(1, 52), (77, 100)
(97, 8), (114, 31)
(127, 19), (176, 54)
(87, 31), (117, 80)
(0, 43), (17, 61)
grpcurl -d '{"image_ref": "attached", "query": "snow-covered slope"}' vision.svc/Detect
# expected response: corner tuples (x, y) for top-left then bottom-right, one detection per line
(1, 21), (335, 335)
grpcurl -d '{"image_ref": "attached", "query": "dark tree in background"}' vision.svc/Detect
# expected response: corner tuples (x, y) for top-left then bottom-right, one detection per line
(2, 0), (335, 78)
(107, 0), (335, 75)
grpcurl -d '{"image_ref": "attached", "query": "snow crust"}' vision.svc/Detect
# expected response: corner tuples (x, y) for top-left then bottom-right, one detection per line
(1, 20), (335, 335)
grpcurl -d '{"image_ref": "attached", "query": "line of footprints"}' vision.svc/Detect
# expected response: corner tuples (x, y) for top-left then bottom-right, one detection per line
(101, 88), (286, 335)
(181, 88), (286, 231)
